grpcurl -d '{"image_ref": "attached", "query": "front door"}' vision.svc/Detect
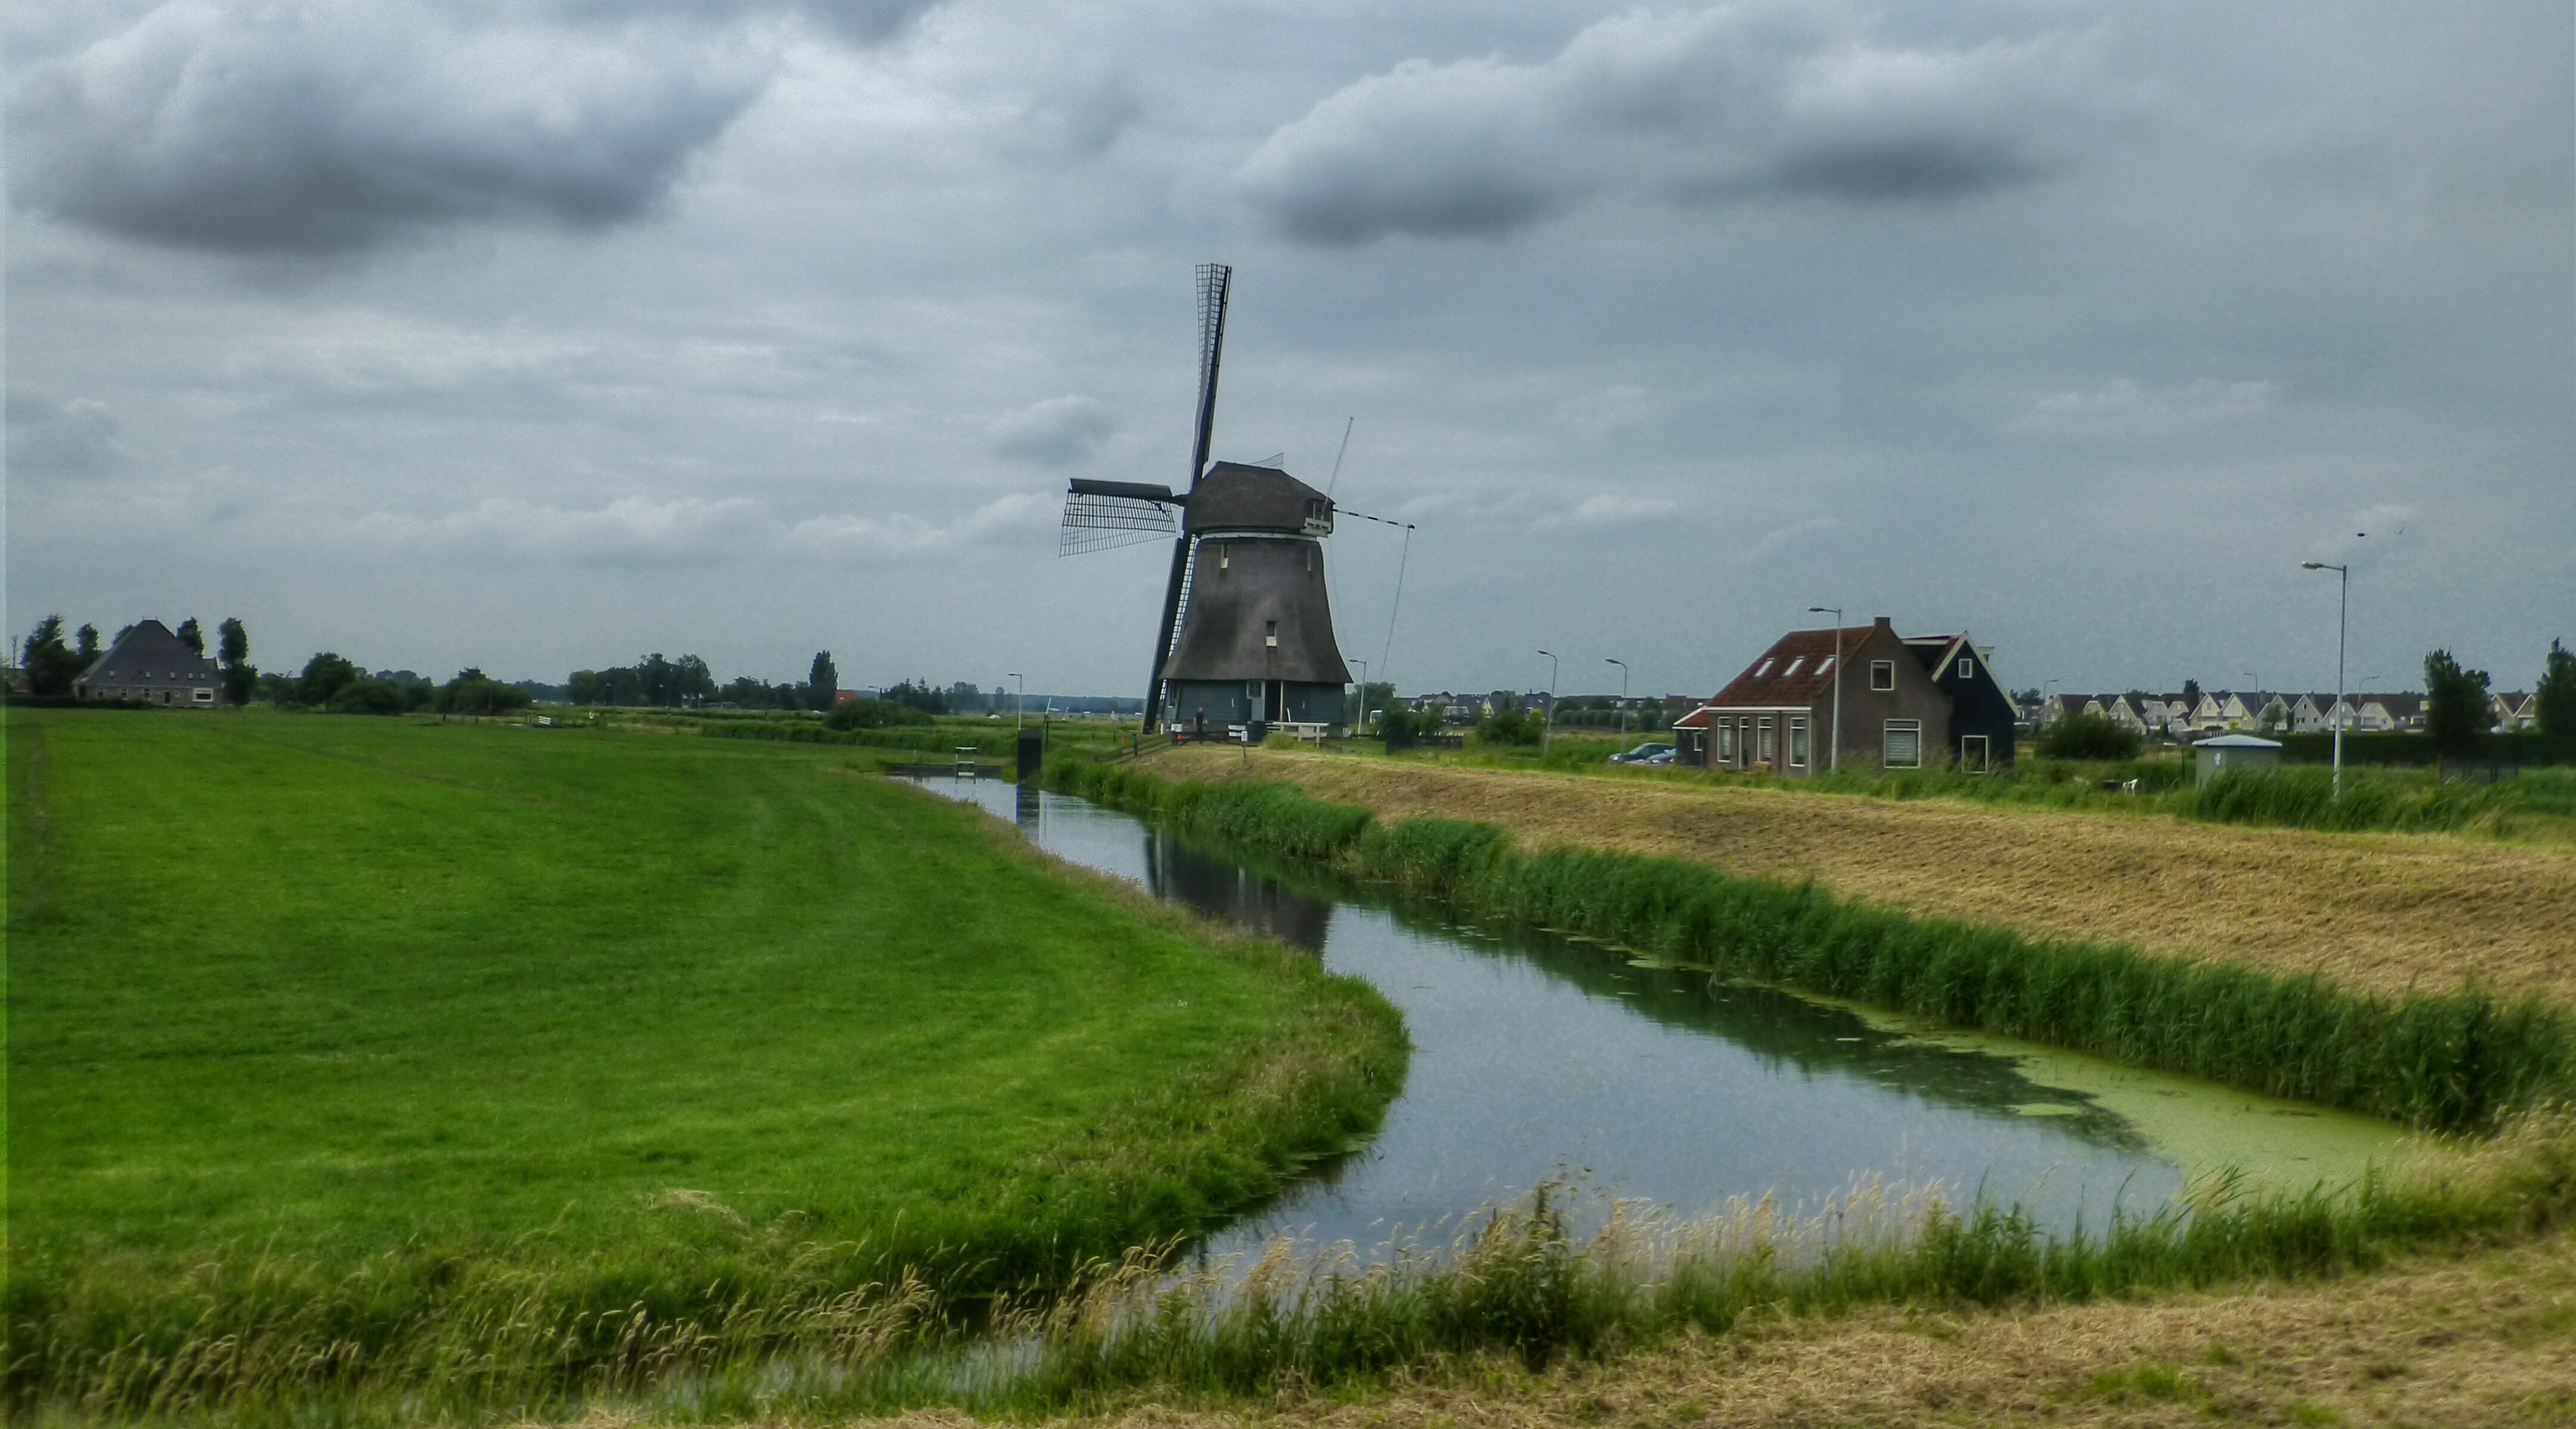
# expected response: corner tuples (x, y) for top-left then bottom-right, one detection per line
(1961, 734), (1989, 773)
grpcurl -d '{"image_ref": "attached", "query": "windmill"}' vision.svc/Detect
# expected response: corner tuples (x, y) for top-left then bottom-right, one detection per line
(1059, 264), (1353, 736)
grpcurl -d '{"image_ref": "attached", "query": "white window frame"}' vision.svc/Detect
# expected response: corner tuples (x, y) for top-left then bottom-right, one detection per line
(1788, 716), (1808, 767)
(1717, 720), (1735, 761)
(1957, 658), (1974, 680)
(1870, 659), (1896, 692)
(1961, 733), (1989, 773)
(1757, 716), (1775, 762)
(1884, 718), (1923, 769)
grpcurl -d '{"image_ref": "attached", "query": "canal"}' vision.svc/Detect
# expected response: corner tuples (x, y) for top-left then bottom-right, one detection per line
(915, 776), (2406, 1257)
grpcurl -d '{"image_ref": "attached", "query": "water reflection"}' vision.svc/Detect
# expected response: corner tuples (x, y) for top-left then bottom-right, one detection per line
(913, 776), (2184, 1250)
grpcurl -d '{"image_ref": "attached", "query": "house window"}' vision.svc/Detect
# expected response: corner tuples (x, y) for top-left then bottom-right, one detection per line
(1961, 734), (1989, 773)
(1757, 717), (1775, 762)
(1717, 721), (1735, 761)
(1871, 660), (1895, 691)
(1884, 719), (1922, 768)
(1788, 717), (1808, 767)
(1755, 658), (1775, 677)
(1815, 656), (1834, 676)
(1958, 658), (1974, 680)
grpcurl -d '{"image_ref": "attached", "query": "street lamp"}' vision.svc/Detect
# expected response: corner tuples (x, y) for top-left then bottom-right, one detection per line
(1535, 649), (1559, 759)
(1352, 658), (1369, 733)
(1605, 658), (1629, 743)
(2302, 561), (2349, 798)
(1007, 672), (1025, 736)
(1807, 606), (1843, 771)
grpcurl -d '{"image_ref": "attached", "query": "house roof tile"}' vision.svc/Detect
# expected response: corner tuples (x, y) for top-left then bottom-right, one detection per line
(1707, 625), (1878, 709)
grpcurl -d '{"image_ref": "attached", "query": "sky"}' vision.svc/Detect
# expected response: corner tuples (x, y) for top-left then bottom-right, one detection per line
(8, 0), (2571, 700)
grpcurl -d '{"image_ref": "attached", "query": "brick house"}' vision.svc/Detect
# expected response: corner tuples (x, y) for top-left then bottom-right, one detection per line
(1675, 617), (2012, 774)
(74, 619), (222, 707)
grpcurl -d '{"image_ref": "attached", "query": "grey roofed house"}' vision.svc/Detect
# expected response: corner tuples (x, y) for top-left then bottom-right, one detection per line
(75, 619), (223, 707)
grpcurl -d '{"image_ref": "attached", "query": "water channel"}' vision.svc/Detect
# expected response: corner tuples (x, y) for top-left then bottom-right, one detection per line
(915, 776), (2408, 1257)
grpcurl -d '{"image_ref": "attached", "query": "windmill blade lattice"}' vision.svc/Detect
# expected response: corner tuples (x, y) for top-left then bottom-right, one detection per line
(1059, 479), (1181, 556)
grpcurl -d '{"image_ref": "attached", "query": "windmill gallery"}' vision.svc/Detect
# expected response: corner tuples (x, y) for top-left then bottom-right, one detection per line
(1058, 265), (1358, 740)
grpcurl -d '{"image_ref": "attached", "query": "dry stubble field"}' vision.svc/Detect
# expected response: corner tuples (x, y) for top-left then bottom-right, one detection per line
(1150, 746), (2576, 1008)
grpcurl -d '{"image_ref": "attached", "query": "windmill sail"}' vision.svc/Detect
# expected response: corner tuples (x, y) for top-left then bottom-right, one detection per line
(1059, 479), (1179, 556)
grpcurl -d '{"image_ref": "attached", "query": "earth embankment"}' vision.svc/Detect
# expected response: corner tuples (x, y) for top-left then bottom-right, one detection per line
(1146, 746), (2576, 1006)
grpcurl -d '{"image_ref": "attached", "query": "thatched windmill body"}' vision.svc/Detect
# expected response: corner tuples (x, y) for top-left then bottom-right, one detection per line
(1059, 265), (1352, 735)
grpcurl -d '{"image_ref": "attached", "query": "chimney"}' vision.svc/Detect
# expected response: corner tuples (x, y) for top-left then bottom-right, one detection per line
(1873, 615), (1894, 633)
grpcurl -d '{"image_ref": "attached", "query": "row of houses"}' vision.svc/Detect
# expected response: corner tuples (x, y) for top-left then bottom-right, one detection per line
(2040, 688), (2541, 737)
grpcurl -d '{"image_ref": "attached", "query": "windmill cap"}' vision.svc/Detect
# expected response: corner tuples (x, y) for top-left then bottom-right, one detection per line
(1186, 462), (1334, 536)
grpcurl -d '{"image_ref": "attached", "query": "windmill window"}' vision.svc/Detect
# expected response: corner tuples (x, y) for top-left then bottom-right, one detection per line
(1265, 620), (1278, 649)
(1246, 681), (1261, 699)
(1870, 660), (1895, 691)
(1219, 545), (1230, 571)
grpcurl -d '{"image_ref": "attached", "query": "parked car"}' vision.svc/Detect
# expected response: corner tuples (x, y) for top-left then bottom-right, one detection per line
(1609, 741), (1675, 765)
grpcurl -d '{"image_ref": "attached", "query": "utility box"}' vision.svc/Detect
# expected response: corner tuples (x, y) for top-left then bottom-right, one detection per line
(2193, 733), (2281, 783)
(1015, 729), (1045, 783)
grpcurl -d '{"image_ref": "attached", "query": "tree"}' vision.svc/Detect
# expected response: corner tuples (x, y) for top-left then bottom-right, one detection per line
(21, 615), (85, 697)
(327, 679), (408, 715)
(1475, 707), (1540, 745)
(2538, 640), (2576, 740)
(807, 651), (838, 712)
(2423, 649), (2492, 752)
(297, 652), (361, 707)
(824, 696), (930, 730)
(886, 678), (949, 714)
(2036, 711), (2142, 761)
(215, 617), (256, 704)
(437, 669), (533, 715)
(76, 624), (102, 658)
(2181, 678), (2203, 712)
(175, 618), (205, 656)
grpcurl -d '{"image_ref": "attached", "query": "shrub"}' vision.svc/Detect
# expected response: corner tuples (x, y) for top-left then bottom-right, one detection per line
(2036, 711), (2144, 761)
(1475, 708), (1540, 745)
(326, 680), (409, 715)
(825, 696), (934, 730)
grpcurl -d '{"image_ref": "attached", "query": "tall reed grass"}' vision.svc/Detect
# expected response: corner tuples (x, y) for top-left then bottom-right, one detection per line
(1043, 757), (2576, 1134)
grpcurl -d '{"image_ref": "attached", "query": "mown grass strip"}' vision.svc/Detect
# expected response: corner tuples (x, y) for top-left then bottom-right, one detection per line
(1044, 755), (2576, 1134)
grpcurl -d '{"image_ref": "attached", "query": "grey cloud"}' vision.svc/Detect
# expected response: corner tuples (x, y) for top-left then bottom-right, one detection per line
(990, 395), (1116, 466)
(351, 491), (1054, 569)
(1238, 3), (2107, 244)
(6, 389), (129, 479)
(7, 0), (929, 256)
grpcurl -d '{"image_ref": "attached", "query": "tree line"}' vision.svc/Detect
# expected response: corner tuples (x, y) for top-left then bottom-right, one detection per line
(16, 613), (531, 715)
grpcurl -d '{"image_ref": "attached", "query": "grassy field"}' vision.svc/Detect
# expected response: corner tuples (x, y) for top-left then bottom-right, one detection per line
(1149, 745), (2576, 1008)
(5, 709), (1403, 1416)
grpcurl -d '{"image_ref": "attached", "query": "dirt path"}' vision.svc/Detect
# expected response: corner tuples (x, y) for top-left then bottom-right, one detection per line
(1148, 748), (2576, 1006)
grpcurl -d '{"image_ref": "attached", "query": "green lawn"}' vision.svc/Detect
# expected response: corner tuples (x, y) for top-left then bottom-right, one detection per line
(5, 708), (1402, 1414)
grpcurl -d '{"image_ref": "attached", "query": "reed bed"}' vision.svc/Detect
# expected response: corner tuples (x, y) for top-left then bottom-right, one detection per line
(1045, 758), (2576, 1134)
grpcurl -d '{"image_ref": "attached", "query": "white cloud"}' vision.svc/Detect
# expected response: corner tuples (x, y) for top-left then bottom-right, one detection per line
(2006, 377), (2280, 439)
(1739, 514), (1838, 564)
(1538, 492), (1681, 529)
(1238, 2), (2112, 244)
(989, 395), (1116, 466)
(351, 490), (1055, 569)
(6, 390), (129, 479)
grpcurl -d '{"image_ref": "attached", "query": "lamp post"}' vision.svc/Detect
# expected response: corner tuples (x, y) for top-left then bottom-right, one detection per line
(1536, 649), (1559, 760)
(1008, 671), (1025, 736)
(1605, 658), (1629, 743)
(1807, 606), (1843, 771)
(1352, 658), (1369, 733)
(2302, 561), (2349, 798)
